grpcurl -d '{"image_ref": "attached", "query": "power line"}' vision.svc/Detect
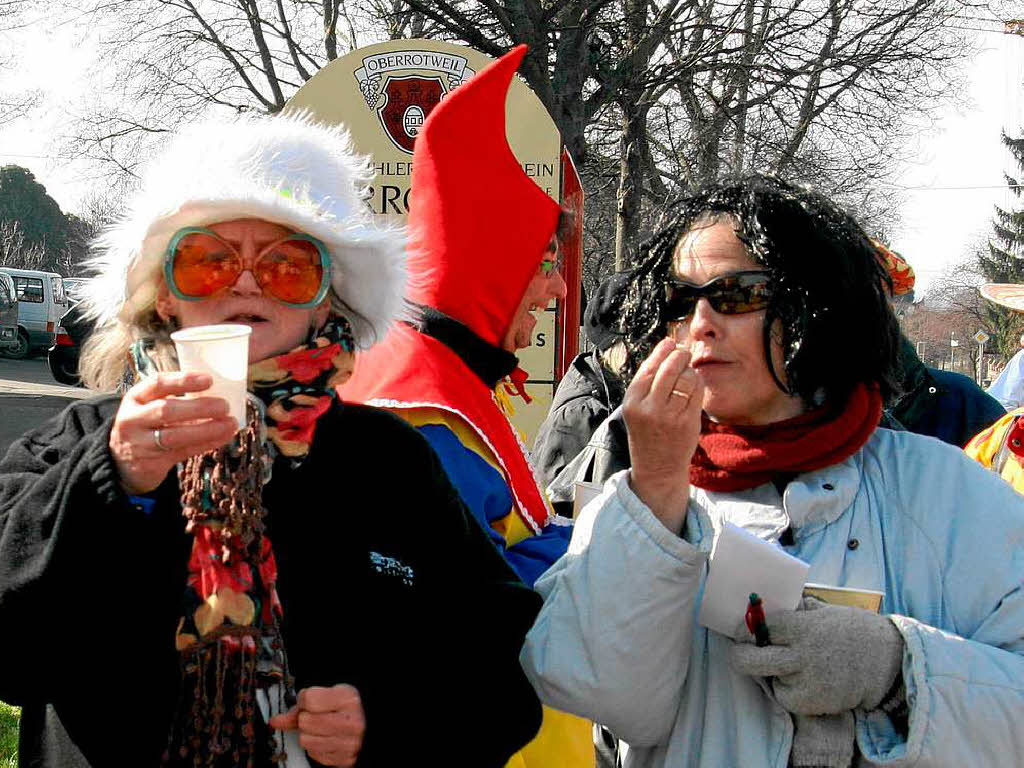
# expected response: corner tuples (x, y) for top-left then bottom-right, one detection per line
(940, 22), (1024, 34)
(0, 153), (59, 160)
(958, 25), (1023, 34)
(950, 14), (1012, 24)
(885, 183), (1023, 191)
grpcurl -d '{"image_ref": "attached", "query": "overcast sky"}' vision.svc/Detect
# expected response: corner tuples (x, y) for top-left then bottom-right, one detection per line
(891, 29), (1023, 296)
(1, 17), (1022, 298)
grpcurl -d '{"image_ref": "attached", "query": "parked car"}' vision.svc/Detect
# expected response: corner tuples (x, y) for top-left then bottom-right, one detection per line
(48, 302), (94, 386)
(0, 267), (68, 358)
(0, 271), (18, 353)
(62, 277), (90, 303)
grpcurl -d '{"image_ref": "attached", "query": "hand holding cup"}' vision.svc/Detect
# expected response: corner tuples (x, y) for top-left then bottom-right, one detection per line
(109, 372), (239, 495)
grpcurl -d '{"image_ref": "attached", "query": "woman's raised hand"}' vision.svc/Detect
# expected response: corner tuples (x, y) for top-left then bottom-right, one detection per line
(109, 372), (239, 494)
(623, 337), (703, 534)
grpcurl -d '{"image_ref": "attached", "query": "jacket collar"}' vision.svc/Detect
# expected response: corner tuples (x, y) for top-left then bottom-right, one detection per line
(690, 449), (862, 547)
(780, 453), (861, 532)
(408, 303), (518, 389)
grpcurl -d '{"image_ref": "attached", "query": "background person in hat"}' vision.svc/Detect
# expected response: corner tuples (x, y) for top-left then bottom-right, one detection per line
(0, 113), (543, 768)
(965, 285), (1024, 490)
(985, 331), (1024, 410)
(874, 243), (1005, 448)
(521, 175), (1024, 768)
(531, 270), (632, 505)
(887, 333), (1005, 447)
(341, 46), (593, 768)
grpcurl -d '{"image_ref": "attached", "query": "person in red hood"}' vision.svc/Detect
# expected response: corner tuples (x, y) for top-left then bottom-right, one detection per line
(341, 45), (594, 768)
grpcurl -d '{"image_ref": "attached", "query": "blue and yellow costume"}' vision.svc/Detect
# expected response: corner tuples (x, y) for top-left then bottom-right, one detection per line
(410, 409), (573, 586)
(965, 407), (1024, 492)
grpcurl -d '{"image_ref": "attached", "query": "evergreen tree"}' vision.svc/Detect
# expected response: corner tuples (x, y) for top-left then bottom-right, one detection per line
(0, 165), (71, 256)
(977, 132), (1024, 359)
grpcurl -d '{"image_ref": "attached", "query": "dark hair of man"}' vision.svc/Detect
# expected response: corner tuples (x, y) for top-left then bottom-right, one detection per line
(619, 174), (902, 408)
(555, 208), (575, 244)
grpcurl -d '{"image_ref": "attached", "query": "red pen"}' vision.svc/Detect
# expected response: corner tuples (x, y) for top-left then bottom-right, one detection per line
(745, 593), (771, 647)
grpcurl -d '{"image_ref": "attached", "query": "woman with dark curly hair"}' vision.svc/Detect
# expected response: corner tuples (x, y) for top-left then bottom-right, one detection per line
(524, 175), (1024, 768)
(618, 179), (902, 405)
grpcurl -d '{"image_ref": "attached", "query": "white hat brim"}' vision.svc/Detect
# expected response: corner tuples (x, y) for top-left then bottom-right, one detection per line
(980, 283), (1024, 312)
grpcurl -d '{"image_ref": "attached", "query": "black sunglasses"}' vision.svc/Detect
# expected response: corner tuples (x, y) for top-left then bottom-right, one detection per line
(664, 270), (771, 321)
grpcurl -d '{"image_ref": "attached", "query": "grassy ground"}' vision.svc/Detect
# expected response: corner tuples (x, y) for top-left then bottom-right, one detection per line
(0, 702), (18, 768)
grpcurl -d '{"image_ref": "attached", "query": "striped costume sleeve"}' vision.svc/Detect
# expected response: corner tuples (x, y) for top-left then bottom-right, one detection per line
(416, 421), (570, 588)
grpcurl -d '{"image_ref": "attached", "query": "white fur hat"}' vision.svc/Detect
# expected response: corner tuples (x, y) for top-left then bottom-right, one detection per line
(82, 112), (406, 349)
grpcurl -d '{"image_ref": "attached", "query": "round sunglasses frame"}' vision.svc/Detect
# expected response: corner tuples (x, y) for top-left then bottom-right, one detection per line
(163, 226), (332, 310)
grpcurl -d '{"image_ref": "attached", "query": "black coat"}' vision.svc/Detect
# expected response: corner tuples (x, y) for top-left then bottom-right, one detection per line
(531, 349), (623, 504)
(890, 338), (1005, 448)
(0, 396), (542, 767)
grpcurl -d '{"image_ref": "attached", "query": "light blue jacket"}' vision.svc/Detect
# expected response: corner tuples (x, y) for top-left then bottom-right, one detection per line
(521, 428), (1024, 767)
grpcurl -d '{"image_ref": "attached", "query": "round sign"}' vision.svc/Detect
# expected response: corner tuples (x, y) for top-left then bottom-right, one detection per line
(284, 40), (565, 442)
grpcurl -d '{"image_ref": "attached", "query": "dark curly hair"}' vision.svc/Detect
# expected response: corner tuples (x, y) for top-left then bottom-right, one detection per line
(620, 174), (901, 408)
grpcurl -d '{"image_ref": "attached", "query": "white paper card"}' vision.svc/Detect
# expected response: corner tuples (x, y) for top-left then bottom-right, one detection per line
(697, 522), (810, 638)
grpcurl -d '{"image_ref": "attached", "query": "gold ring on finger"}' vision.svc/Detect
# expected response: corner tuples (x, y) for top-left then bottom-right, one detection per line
(670, 389), (691, 401)
(153, 428), (169, 451)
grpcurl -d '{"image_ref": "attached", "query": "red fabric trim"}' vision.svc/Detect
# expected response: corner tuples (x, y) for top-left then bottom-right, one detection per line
(689, 382), (883, 491)
(341, 323), (549, 532)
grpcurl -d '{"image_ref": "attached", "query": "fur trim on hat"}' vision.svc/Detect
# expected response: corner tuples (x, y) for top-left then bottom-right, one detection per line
(81, 111), (406, 349)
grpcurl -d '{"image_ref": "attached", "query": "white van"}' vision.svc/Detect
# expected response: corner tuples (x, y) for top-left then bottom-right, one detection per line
(62, 277), (90, 303)
(0, 267), (68, 358)
(0, 272), (18, 352)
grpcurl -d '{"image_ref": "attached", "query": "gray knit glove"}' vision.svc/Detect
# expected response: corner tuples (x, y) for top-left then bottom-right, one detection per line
(789, 712), (855, 768)
(730, 597), (904, 716)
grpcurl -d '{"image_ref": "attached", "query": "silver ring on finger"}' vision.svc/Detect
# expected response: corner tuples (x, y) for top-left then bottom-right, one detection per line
(670, 389), (691, 401)
(153, 428), (169, 452)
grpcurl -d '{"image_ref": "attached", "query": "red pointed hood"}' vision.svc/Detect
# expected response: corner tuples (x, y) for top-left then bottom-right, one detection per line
(406, 44), (561, 347)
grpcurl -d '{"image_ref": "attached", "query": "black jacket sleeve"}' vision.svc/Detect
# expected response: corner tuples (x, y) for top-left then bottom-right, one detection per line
(350, 411), (543, 767)
(0, 397), (147, 703)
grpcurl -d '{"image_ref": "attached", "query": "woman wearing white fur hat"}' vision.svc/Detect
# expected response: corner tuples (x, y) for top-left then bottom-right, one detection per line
(0, 114), (543, 767)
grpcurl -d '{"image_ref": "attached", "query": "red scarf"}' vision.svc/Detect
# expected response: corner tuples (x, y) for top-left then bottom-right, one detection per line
(689, 382), (883, 492)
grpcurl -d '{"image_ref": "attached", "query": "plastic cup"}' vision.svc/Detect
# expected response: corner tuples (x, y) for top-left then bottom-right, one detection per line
(170, 324), (252, 430)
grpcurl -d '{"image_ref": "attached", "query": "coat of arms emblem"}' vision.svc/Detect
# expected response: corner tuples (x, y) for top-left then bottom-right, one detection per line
(376, 76), (444, 153)
(354, 49), (476, 155)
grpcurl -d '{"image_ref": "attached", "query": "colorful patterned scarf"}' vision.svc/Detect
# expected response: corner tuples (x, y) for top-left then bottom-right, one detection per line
(249, 316), (356, 460)
(161, 317), (355, 767)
